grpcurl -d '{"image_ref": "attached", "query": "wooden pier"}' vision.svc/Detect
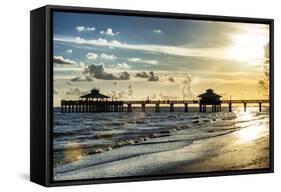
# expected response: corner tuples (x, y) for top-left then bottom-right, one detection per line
(61, 100), (124, 113)
(61, 88), (269, 113)
(60, 99), (269, 113)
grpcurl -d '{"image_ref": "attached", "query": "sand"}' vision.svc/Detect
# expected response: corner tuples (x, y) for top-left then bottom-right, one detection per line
(168, 124), (270, 173)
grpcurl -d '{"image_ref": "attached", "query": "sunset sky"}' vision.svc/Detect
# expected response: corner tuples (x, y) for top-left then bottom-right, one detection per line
(53, 11), (270, 107)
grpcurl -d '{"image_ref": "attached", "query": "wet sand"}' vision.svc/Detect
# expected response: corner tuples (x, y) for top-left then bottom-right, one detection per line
(168, 124), (270, 173)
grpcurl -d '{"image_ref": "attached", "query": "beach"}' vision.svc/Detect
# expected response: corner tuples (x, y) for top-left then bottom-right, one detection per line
(166, 122), (270, 174)
(53, 107), (270, 181)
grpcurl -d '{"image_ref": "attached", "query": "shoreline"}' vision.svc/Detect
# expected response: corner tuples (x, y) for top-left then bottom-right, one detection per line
(165, 125), (270, 174)
(53, 110), (270, 181)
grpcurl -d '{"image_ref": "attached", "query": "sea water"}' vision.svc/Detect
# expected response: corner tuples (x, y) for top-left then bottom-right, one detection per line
(52, 106), (269, 180)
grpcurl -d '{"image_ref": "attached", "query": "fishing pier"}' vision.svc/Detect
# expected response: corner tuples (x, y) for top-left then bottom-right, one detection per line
(60, 89), (269, 113)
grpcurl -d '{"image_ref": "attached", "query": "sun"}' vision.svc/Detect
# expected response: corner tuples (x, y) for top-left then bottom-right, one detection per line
(226, 33), (267, 63)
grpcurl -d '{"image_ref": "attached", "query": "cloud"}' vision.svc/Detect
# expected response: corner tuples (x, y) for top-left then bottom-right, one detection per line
(76, 26), (95, 32)
(135, 71), (159, 81)
(75, 37), (110, 45)
(168, 77), (175, 82)
(128, 85), (134, 97)
(64, 88), (88, 96)
(100, 28), (119, 36)
(135, 72), (150, 78)
(54, 36), (230, 60)
(182, 75), (194, 99)
(100, 53), (117, 60)
(70, 75), (93, 82)
(53, 88), (59, 95)
(148, 71), (159, 81)
(128, 57), (158, 65)
(258, 42), (270, 97)
(119, 71), (130, 80)
(86, 52), (117, 61)
(153, 29), (162, 33)
(108, 85), (134, 100)
(53, 56), (77, 65)
(86, 52), (98, 60)
(66, 49), (72, 53)
(83, 64), (130, 80)
(111, 63), (131, 69)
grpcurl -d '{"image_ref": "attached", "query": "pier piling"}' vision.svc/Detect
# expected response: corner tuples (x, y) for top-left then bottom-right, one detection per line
(60, 99), (268, 113)
(141, 103), (145, 112)
(170, 103), (174, 112)
(127, 103), (132, 112)
(184, 103), (188, 112)
(155, 103), (160, 112)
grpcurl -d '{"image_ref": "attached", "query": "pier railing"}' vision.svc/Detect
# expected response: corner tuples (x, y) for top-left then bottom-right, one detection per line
(60, 99), (269, 113)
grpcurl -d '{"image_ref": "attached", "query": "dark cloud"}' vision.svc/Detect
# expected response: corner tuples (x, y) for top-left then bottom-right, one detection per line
(53, 56), (76, 65)
(135, 71), (159, 81)
(148, 71), (159, 81)
(70, 75), (93, 82)
(119, 71), (130, 80)
(66, 82), (72, 86)
(135, 72), (150, 78)
(84, 64), (130, 80)
(168, 77), (175, 82)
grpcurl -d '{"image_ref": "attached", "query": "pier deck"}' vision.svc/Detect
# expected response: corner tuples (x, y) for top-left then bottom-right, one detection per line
(60, 99), (269, 113)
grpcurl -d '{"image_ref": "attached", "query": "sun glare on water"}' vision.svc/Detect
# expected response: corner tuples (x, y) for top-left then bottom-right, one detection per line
(64, 142), (83, 163)
(236, 111), (263, 142)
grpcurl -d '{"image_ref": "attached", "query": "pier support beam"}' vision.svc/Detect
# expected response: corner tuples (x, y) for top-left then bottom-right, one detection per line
(127, 103), (132, 112)
(203, 105), (206, 112)
(155, 103), (160, 112)
(259, 102), (262, 112)
(229, 103), (232, 112)
(170, 103), (174, 112)
(141, 103), (145, 112)
(113, 104), (118, 112)
(199, 104), (202, 112)
(244, 103), (247, 112)
(184, 103), (188, 112)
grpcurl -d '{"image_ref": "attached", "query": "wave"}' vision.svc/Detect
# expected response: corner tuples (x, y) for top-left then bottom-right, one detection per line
(53, 110), (269, 168)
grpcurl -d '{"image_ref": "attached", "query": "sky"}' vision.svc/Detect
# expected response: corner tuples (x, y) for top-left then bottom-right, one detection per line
(53, 11), (270, 107)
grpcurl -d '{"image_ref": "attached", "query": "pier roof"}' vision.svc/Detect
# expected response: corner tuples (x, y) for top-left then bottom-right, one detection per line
(198, 89), (222, 98)
(80, 89), (109, 99)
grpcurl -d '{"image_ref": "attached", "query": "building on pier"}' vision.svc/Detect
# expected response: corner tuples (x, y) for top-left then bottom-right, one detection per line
(61, 89), (124, 113)
(198, 89), (222, 112)
(80, 88), (109, 101)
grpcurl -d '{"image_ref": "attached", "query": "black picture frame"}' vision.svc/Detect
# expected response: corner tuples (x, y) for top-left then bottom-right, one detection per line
(30, 5), (274, 187)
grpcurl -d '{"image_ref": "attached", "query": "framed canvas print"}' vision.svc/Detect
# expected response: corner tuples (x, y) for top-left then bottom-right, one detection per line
(30, 5), (274, 187)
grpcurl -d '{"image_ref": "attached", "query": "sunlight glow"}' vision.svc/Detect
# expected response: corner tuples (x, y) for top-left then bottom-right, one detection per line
(236, 110), (263, 142)
(226, 33), (267, 63)
(238, 126), (261, 142)
(64, 142), (83, 163)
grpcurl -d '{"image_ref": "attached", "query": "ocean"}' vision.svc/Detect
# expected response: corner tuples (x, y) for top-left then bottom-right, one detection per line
(52, 106), (269, 181)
